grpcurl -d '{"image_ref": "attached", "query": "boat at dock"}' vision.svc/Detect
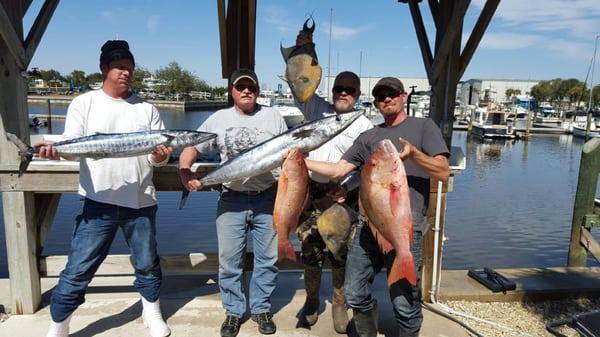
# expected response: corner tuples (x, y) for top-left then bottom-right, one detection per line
(471, 108), (517, 139)
(572, 123), (600, 138)
(257, 96), (304, 127)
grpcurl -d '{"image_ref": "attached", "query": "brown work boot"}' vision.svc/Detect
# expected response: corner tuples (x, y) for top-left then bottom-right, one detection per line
(300, 265), (322, 326)
(331, 266), (349, 333)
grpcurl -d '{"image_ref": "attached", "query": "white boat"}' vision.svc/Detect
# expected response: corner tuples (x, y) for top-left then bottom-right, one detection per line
(572, 123), (600, 138)
(506, 107), (529, 130)
(471, 108), (517, 139)
(258, 97), (304, 127)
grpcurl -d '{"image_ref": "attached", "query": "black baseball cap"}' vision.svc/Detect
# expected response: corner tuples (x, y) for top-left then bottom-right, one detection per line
(229, 68), (259, 86)
(99, 40), (135, 69)
(372, 77), (405, 96)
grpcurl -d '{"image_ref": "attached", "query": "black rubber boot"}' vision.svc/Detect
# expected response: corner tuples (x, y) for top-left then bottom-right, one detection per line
(352, 301), (378, 337)
(300, 265), (322, 326)
(331, 266), (349, 334)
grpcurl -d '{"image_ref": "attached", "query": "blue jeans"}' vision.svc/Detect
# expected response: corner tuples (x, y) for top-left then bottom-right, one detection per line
(50, 198), (162, 322)
(345, 216), (424, 336)
(216, 189), (278, 318)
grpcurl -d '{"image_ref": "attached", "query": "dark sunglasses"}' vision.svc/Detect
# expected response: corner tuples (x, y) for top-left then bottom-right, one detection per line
(374, 89), (401, 102)
(234, 83), (257, 93)
(332, 86), (357, 95)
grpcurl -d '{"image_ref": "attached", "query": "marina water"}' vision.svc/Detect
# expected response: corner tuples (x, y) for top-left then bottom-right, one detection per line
(1, 103), (599, 277)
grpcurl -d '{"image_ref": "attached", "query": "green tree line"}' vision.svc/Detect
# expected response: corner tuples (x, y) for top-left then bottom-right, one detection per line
(28, 61), (227, 98)
(529, 78), (600, 110)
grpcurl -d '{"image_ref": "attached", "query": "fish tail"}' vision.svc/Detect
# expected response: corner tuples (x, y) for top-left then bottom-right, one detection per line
(5, 132), (34, 177)
(278, 239), (297, 262)
(388, 251), (417, 287)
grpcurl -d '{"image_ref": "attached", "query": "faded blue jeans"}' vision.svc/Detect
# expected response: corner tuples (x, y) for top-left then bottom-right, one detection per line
(216, 189), (278, 318)
(50, 198), (162, 322)
(345, 215), (424, 337)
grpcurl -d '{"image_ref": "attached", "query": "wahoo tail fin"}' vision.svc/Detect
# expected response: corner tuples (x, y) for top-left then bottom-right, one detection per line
(5, 132), (34, 177)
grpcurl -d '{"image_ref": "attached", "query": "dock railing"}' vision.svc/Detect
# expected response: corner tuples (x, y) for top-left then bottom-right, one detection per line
(568, 138), (600, 266)
(0, 137), (463, 313)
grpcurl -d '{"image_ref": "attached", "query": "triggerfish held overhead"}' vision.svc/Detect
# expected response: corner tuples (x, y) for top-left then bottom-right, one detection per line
(280, 17), (322, 103)
(359, 139), (416, 286)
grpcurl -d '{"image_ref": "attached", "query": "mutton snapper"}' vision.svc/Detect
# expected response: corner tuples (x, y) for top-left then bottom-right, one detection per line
(6, 130), (217, 176)
(359, 139), (417, 286)
(273, 148), (309, 262)
(199, 110), (364, 187)
(317, 203), (357, 262)
(280, 17), (321, 103)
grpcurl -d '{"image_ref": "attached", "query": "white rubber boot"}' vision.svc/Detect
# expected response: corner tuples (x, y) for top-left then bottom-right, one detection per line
(141, 297), (171, 337)
(45, 314), (72, 337)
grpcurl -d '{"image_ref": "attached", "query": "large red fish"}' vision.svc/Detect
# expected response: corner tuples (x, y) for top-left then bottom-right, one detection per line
(359, 139), (416, 286)
(273, 148), (309, 262)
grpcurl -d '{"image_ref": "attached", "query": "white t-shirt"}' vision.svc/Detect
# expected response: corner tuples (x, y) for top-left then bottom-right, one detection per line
(296, 95), (373, 183)
(195, 105), (288, 192)
(62, 89), (164, 209)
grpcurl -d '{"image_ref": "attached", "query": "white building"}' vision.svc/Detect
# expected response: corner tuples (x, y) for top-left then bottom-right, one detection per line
(458, 79), (540, 106)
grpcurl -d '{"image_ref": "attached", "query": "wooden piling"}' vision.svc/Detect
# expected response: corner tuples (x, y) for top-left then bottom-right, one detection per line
(568, 138), (600, 266)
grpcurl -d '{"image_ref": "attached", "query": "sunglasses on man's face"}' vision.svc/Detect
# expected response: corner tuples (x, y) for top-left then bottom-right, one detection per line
(332, 86), (357, 95)
(374, 89), (401, 102)
(234, 83), (257, 93)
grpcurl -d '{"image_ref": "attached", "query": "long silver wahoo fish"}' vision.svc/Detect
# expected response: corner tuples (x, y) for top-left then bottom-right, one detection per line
(6, 129), (217, 176)
(200, 110), (364, 186)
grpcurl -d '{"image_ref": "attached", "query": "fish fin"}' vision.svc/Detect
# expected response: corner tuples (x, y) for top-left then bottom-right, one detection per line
(161, 133), (176, 142)
(278, 74), (288, 83)
(280, 42), (295, 62)
(179, 190), (190, 209)
(241, 177), (251, 185)
(389, 185), (400, 217)
(388, 251), (417, 287)
(278, 239), (297, 262)
(6, 133), (35, 177)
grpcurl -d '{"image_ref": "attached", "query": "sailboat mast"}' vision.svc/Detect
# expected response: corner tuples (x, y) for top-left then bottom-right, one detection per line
(588, 35), (599, 113)
(327, 8), (333, 102)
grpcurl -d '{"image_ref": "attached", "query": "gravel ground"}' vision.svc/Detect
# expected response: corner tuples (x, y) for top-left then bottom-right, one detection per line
(441, 298), (600, 337)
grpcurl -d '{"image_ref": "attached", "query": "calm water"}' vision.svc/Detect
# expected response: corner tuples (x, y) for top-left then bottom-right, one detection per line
(0, 103), (598, 277)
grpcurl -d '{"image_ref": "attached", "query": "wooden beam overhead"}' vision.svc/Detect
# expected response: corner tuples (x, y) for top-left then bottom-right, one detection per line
(430, 0), (469, 83)
(458, 0), (500, 80)
(23, 0), (59, 67)
(217, 0), (228, 78)
(408, 0), (433, 79)
(427, 0), (440, 30)
(0, 2), (26, 69)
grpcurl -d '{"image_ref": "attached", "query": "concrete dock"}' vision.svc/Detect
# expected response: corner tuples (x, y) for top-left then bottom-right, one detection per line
(0, 271), (470, 337)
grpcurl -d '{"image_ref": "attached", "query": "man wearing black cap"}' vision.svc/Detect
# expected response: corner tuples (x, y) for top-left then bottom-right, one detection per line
(179, 68), (287, 337)
(37, 40), (172, 337)
(305, 77), (450, 337)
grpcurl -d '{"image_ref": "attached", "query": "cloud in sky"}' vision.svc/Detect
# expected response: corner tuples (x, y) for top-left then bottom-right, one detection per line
(101, 11), (114, 21)
(474, 0), (600, 37)
(262, 6), (295, 34)
(469, 0), (599, 62)
(325, 23), (374, 40)
(146, 15), (159, 34)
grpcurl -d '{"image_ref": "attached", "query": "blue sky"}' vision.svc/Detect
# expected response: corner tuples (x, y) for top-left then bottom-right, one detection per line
(24, 0), (600, 90)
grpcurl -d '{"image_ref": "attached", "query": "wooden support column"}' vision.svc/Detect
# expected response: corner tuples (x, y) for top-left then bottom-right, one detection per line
(421, 177), (451, 302)
(218, 0), (256, 79)
(0, 0), (59, 314)
(568, 139), (600, 266)
(3, 191), (40, 314)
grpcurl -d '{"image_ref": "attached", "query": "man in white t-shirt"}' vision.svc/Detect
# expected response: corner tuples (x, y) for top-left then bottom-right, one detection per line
(179, 69), (287, 337)
(36, 40), (172, 337)
(294, 66), (373, 332)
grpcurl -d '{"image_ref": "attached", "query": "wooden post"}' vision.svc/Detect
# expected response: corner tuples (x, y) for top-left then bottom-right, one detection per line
(0, 0), (59, 314)
(46, 98), (53, 133)
(568, 138), (600, 266)
(3, 191), (41, 314)
(422, 177), (451, 302)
